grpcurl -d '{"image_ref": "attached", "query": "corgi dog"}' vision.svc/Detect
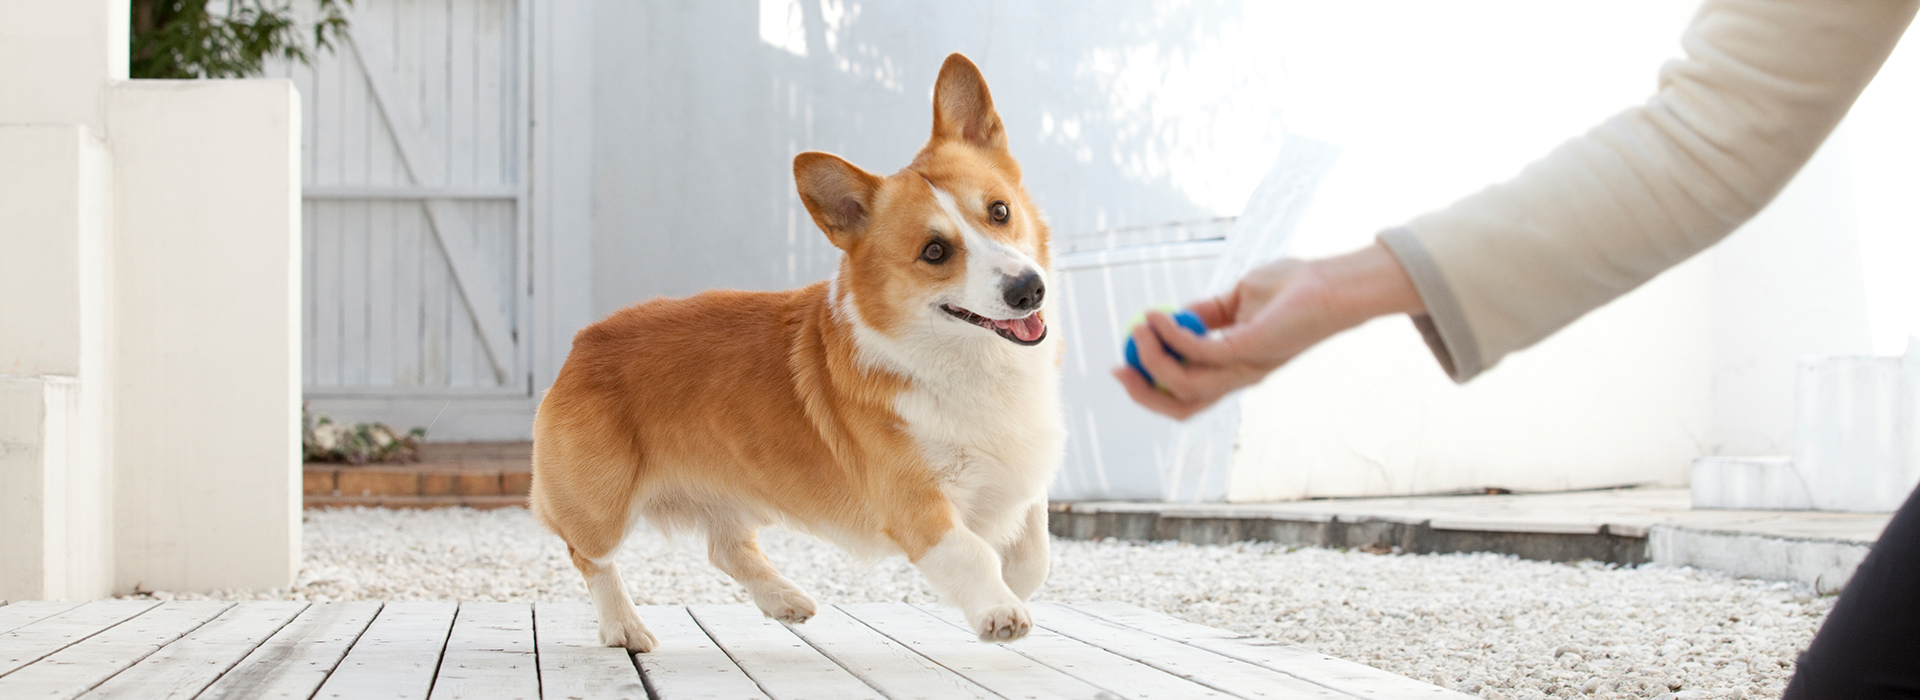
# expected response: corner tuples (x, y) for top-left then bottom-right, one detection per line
(530, 53), (1063, 651)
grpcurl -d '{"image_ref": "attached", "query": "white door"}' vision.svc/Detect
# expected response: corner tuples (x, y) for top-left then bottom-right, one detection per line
(274, 0), (539, 437)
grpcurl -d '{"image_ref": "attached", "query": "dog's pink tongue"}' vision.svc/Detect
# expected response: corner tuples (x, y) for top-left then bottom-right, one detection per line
(994, 314), (1046, 342)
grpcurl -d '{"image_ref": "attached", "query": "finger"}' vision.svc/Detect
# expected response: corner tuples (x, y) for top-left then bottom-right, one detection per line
(1130, 317), (1191, 395)
(1111, 367), (1202, 420)
(1134, 319), (1229, 407)
(1185, 295), (1235, 330)
(1147, 311), (1232, 365)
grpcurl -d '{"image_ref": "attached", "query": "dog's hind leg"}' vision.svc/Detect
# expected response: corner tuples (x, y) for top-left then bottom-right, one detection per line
(566, 544), (658, 652)
(532, 440), (655, 652)
(706, 522), (817, 623)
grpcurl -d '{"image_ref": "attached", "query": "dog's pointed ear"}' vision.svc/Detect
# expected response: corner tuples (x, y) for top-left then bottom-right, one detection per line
(930, 53), (1006, 152)
(794, 151), (881, 249)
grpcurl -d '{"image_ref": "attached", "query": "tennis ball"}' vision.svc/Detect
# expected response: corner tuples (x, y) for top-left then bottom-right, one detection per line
(1124, 306), (1208, 387)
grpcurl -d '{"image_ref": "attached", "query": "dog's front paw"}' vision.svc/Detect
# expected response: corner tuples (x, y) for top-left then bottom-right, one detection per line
(754, 587), (818, 624)
(970, 603), (1031, 642)
(600, 616), (659, 653)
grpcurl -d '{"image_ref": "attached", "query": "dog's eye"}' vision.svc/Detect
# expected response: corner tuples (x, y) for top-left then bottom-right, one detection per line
(921, 240), (948, 264)
(989, 201), (1010, 224)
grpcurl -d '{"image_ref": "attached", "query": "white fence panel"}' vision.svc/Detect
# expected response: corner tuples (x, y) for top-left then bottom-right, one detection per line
(272, 0), (529, 399)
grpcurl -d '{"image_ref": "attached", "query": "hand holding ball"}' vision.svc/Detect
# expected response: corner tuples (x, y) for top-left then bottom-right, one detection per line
(1124, 307), (1208, 388)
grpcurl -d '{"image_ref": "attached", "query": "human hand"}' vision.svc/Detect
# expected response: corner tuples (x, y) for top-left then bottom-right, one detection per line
(1113, 242), (1424, 420)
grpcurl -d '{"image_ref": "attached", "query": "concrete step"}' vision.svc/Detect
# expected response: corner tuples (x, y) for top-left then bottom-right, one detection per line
(1049, 487), (1890, 593)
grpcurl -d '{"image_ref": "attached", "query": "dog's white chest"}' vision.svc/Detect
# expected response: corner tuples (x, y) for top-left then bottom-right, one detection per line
(893, 356), (1062, 542)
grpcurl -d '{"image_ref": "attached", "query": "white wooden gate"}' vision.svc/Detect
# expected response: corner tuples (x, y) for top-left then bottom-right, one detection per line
(277, 0), (531, 402)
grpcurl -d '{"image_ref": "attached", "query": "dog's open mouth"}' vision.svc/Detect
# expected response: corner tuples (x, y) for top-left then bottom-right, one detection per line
(942, 304), (1047, 345)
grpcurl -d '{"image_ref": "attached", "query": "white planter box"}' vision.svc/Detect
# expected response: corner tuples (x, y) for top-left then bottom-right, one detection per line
(1690, 456), (1812, 510)
(1793, 350), (1920, 512)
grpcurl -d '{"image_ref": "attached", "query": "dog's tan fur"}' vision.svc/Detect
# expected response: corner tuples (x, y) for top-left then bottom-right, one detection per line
(530, 54), (1061, 651)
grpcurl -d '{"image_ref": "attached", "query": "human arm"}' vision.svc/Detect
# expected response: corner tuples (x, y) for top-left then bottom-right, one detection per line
(1120, 0), (1918, 420)
(1390, 0), (1917, 381)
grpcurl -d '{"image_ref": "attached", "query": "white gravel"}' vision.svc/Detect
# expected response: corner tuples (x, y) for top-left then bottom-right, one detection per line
(138, 507), (1831, 700)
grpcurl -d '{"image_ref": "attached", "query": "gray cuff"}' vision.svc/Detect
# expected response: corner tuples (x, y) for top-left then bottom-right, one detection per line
(1377, 227), (1484, 383)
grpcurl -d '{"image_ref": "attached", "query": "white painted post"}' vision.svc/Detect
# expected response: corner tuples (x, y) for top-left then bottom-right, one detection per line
(108, 82), (303, 592)
(0, 0), (124, 602)
(0, 0), (301, 597)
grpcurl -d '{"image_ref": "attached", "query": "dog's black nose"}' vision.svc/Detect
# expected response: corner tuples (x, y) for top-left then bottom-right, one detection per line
(1003, 270), (1045, 312)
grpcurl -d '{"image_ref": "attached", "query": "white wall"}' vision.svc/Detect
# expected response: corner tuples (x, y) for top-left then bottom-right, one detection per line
(1709, 31), (1920, 458)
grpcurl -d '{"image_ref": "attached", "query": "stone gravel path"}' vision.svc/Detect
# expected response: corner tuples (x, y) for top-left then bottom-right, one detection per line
(134, 507), (1831, 700)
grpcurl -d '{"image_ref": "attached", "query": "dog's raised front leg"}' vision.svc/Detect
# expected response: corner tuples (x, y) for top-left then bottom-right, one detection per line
(998, 501), (1050, 600)
(912, 522), (1031, 642)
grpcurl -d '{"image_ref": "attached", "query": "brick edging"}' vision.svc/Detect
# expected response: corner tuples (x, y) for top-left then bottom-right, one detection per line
(304, 464), (532, 503)
(306, 494), (528, 510)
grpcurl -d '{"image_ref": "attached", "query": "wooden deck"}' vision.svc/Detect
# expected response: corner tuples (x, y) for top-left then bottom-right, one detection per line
(0, 599), (1469, 699)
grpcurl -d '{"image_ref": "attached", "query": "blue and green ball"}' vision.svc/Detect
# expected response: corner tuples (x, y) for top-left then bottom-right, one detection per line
(1124, 305), (1208, 388)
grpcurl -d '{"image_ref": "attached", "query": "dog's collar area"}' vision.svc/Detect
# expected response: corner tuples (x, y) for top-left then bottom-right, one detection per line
(941, 304), (1047, 346)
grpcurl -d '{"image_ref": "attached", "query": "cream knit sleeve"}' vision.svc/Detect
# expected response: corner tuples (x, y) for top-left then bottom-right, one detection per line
(1378, 0), (1918, 382)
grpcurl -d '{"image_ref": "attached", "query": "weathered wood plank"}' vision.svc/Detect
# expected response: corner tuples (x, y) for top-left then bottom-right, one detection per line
(688, 604), (883, 700)
(633, 605), (769, 700)
(442, 0), (481, 389)
(428, 601), (538, 700)
(343, 203), (373, 386)
(340, 31), (373, 387)
(83, 602), (308, 700)
(312, 199), (344, 385)
(197, 601), (381, 700)
(509, 0), (535, 391)
(838, 603), (1111, 700)
(1066, 603), (1473, 699)
(0, 601), (230, 699)
(449, 0), (479, 186)
(0, 600), (157, 677)
(368, 199), (399, 387)
(1010, 604), (1344, 699)
(783, 605), (998, 700)
(914, 604), (1238, 700)
(310, 37), (345, 386)
(444, 201), (479, 388)
(302, 199), (319, 383)
(393, 196), (426, 386)
(314, 601), (455, 700)
(534, 602), (647, 700)
(0, 601), (79, 636)
(421, 224), (452, 387)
